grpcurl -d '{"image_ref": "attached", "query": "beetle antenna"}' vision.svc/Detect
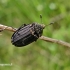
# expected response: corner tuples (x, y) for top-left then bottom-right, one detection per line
(39, 14), (54, 29)
(40, 14), (42, 24)
(46, 22), (54, 26)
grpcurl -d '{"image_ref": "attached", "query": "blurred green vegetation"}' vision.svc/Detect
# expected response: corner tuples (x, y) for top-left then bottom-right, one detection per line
(0, 0), (70, 70)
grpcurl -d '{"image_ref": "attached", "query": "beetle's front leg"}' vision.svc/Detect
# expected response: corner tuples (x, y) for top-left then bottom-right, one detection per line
(30, 29), (38, 38)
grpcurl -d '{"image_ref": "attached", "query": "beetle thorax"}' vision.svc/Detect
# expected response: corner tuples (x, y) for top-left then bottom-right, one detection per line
(32, 23), (45, 37)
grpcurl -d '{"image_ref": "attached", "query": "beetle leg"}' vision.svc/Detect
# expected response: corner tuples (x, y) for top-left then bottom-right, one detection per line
(30, 29), (38, 38)
(23, 24), (27, 26)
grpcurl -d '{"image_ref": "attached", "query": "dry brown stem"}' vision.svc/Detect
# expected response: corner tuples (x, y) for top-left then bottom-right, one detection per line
(0, 24), (70, 47)
(39, 36), (70, 47)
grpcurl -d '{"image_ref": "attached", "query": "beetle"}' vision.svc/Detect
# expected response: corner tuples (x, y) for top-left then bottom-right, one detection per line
(11, 22), (45, 47)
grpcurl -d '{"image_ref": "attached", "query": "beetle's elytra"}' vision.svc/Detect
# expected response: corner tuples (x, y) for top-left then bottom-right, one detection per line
(11, 23), (45, 47)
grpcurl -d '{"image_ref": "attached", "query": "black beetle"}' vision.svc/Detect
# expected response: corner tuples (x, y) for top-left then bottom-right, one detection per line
(11, 23), (45, 47)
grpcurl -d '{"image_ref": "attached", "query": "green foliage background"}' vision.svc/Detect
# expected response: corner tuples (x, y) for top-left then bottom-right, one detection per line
(0, 0), (70, 70)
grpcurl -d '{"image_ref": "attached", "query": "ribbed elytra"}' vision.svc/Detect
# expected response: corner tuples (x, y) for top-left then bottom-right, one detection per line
(11, 23), (45, 47)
